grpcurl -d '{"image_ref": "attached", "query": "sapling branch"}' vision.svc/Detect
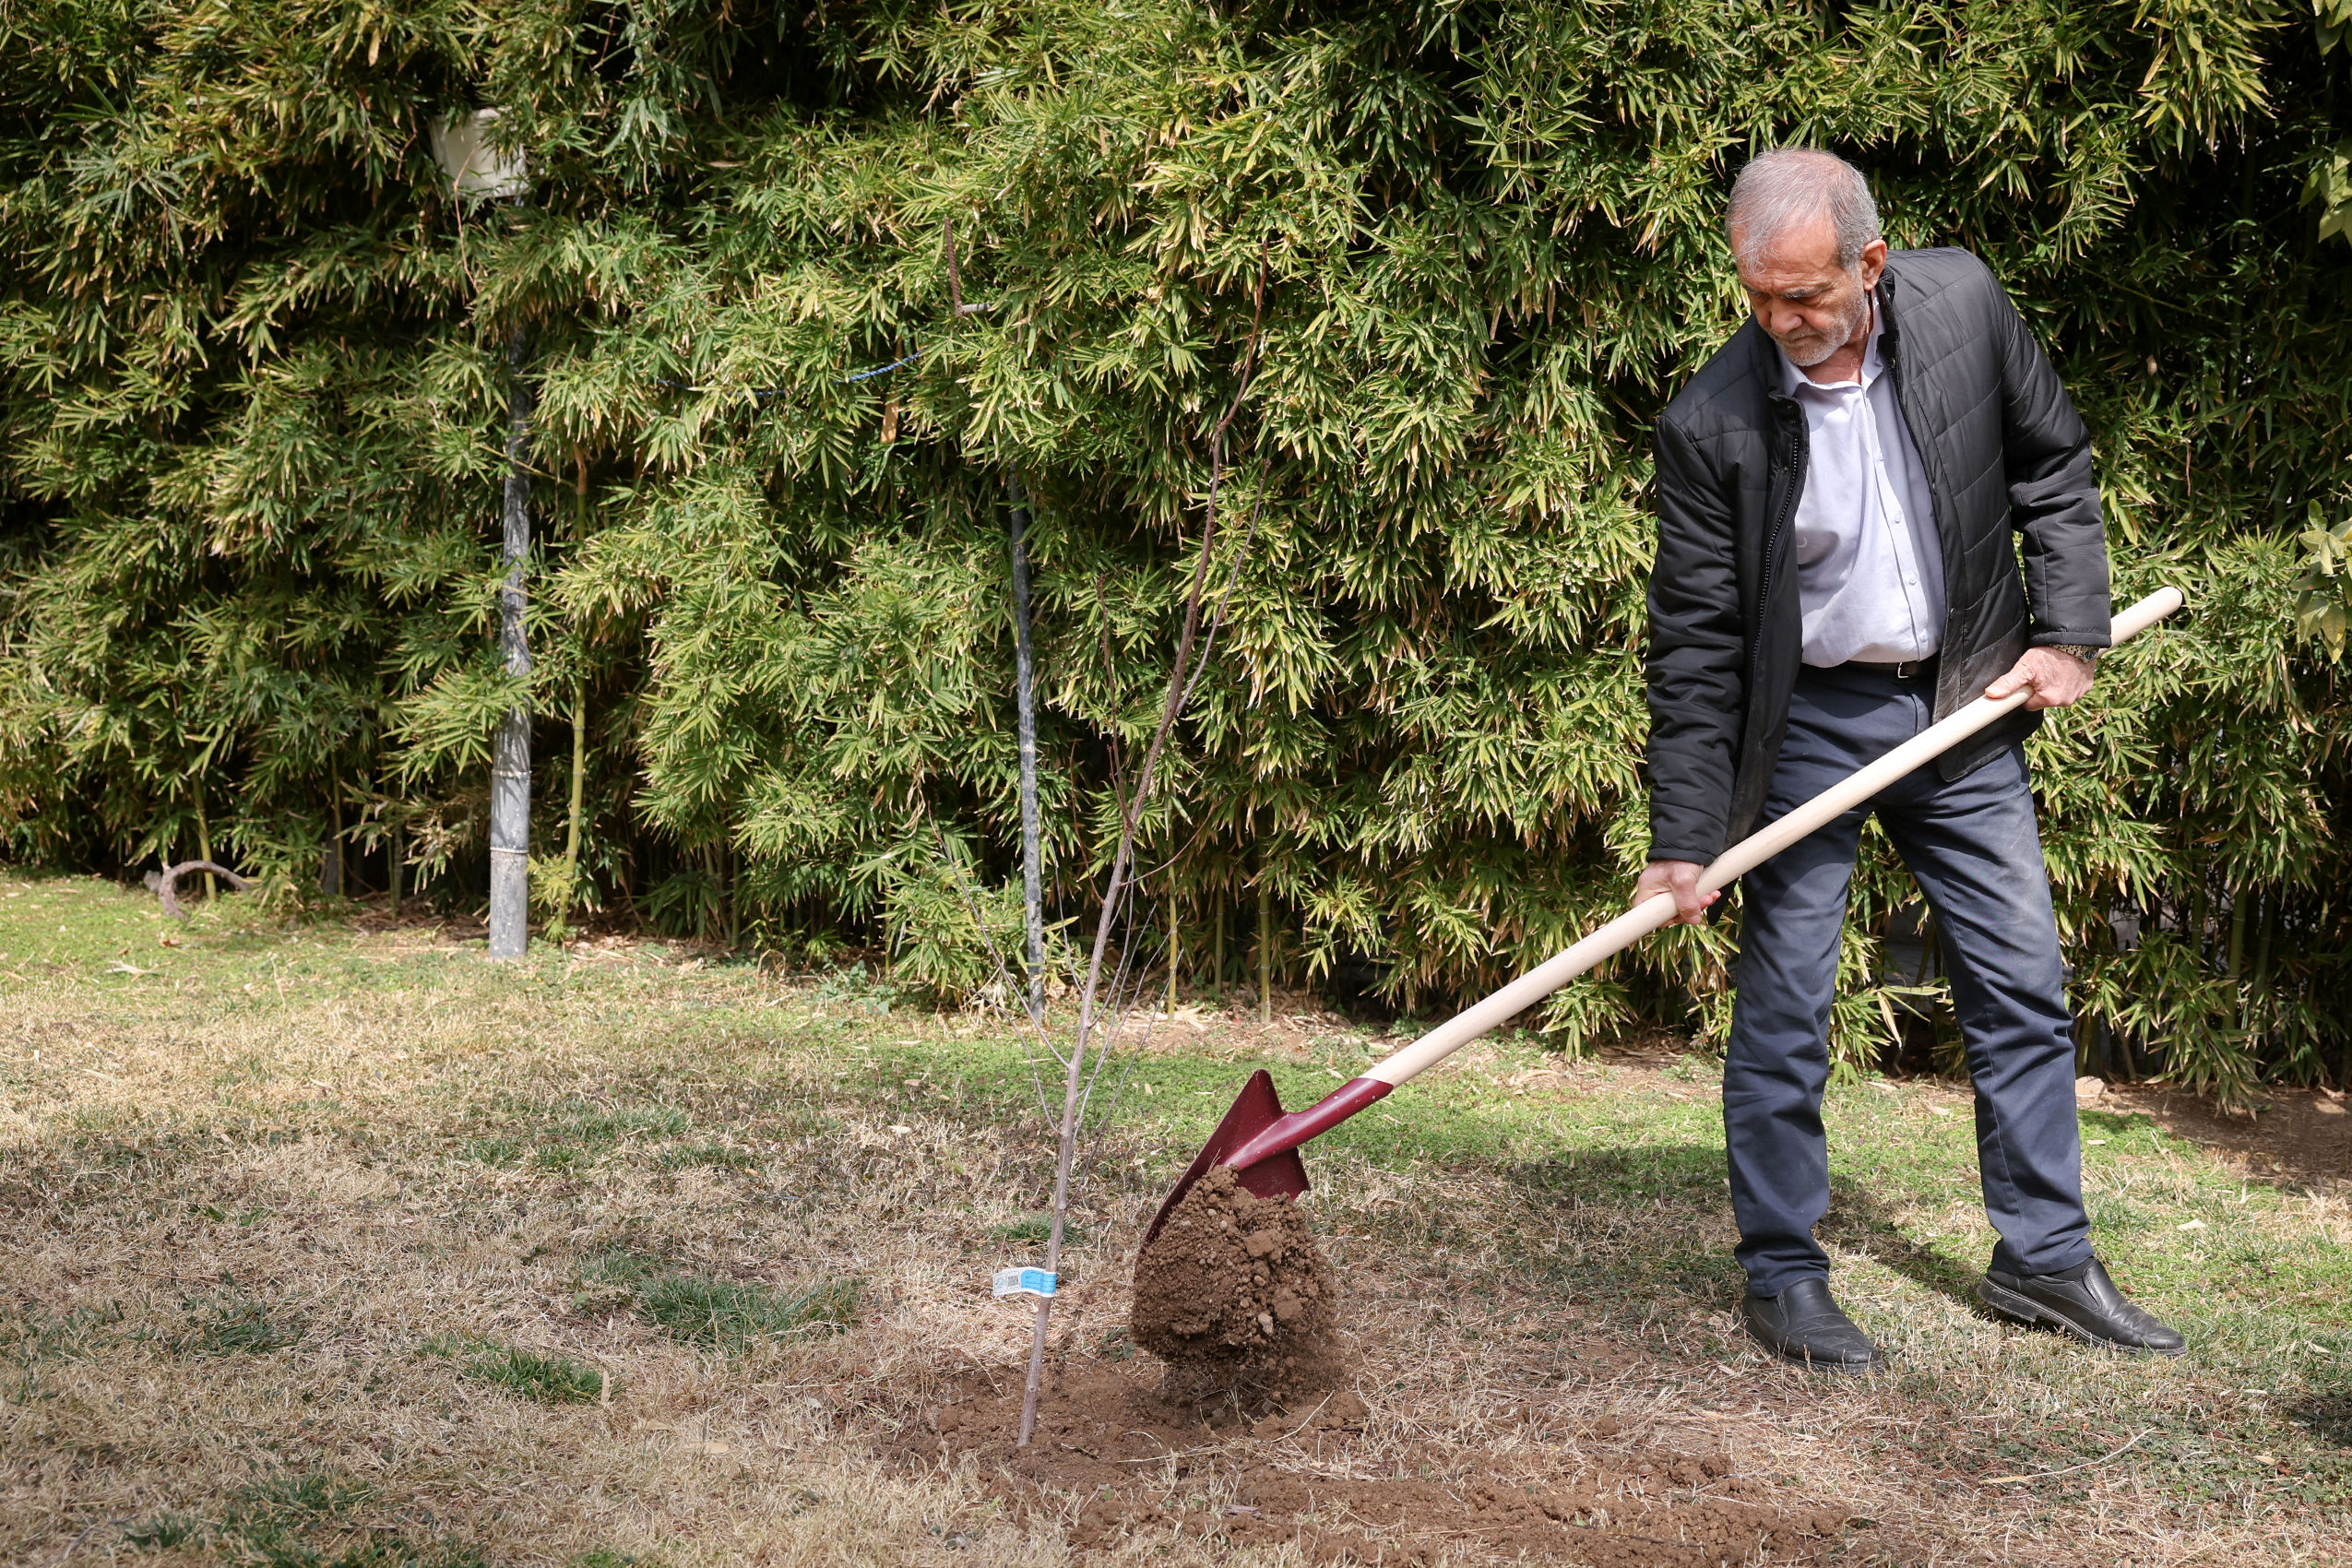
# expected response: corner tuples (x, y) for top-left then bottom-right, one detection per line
(1016, 263), (1270, 1447)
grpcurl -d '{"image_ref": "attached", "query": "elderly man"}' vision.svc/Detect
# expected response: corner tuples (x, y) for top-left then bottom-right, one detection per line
(1639, 148), (2182, 1369)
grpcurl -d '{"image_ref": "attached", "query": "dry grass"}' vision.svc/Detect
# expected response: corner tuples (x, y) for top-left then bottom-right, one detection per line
(2, 873), (2348, 1567)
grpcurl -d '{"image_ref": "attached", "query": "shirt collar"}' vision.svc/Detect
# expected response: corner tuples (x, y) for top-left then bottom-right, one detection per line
(1776, 295), (1883, 395)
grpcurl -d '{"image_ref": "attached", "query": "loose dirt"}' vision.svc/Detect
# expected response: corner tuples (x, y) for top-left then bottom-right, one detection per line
(897, 1360), (1855, 1564)
(1129, 1165), (1343, 1406)
(957, 1165), (1853, 1562)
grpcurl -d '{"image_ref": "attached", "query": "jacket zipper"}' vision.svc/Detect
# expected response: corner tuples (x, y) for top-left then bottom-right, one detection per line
(1875, 279), (1954, 715)
(1750, 398), (1801, 699)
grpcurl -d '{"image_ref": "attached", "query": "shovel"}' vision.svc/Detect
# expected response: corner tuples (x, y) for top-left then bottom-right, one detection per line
(1144, 587), (2185, 1243)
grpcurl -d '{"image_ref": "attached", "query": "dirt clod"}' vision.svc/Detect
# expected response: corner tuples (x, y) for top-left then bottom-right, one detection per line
(1130, 1166), (1342, 1405)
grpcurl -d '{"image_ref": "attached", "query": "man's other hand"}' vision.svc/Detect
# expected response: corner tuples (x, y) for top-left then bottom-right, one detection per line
(1634, 860), (1716, 925)
(1985, 647), (2095, 711)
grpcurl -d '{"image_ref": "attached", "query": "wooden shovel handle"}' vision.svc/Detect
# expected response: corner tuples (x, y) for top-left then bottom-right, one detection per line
(1358, 587), (2185, 1092)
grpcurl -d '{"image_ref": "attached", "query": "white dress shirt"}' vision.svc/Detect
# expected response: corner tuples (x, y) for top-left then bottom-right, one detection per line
(1779, 304), (1946, 666)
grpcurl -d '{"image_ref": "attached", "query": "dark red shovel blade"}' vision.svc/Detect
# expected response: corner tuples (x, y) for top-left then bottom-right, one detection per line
(1141, 1068), (1308, 1247)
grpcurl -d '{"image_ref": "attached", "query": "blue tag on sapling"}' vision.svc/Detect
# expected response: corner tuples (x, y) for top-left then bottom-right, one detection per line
(992, 1266), (1057, 1300)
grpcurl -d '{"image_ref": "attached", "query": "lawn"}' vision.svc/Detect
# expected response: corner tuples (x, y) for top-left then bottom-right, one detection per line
(2, 872), (2348, 1566)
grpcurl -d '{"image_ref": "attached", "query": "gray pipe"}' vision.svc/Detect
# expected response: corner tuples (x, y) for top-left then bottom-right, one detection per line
(487, 326), (533, 960)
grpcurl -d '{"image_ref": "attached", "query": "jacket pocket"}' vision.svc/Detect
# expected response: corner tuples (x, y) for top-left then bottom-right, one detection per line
(1940, 576), (2026, 718)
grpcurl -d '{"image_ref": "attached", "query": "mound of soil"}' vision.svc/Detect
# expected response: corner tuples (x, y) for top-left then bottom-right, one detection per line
(896, 1360), (1855, 1565)
(1128, 1165), (1342, 1405)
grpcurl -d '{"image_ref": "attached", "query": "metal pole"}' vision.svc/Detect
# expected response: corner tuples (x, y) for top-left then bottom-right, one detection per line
(487, 326), (533, 960)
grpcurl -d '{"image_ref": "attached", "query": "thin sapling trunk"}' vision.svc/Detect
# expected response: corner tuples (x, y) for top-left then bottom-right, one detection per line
(1017, 266), (1268, 1447)
(1011, 479), (1046, 1021)
(1017, 476), (1227, 1447)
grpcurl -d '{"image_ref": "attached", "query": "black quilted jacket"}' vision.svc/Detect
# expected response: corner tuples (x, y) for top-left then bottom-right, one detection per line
(1643, 247), (2110, 865)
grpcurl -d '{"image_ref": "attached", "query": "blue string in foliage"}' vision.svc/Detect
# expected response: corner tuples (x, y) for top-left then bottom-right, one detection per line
(655, 348), (922, 397)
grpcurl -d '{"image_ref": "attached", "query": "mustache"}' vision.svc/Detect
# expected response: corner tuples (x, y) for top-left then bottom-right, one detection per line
(1764, 296), (1869, 367)
(1768, 326), (1840, 368)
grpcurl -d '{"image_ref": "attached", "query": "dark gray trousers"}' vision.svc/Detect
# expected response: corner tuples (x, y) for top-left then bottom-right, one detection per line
(1724, 662), (2093, 1298)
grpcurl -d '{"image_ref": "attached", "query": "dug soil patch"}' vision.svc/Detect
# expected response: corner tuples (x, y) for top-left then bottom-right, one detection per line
(897, 1361), (1854, 1564)
(1129, 1166), (1343, 1405)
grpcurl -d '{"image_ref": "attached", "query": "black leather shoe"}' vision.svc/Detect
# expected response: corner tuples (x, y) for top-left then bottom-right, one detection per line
(1740, 1277), (1882, 1372)
(1978, 1258), (2185, 1356)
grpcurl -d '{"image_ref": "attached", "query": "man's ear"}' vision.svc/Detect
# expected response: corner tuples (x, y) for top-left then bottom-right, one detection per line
(1856, 237), (1889, 289)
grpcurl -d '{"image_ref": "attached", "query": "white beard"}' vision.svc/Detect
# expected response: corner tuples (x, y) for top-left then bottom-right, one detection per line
(1770, 288), (1871, 368)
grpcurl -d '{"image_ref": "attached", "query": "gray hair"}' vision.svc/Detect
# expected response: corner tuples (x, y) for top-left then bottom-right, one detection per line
(1726, 148), (1881, 270)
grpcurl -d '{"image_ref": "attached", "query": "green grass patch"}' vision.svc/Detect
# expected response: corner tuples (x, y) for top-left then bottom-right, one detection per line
(630, 1274), (862, 1350)
(467, 1102), (702, 1176)
(0, 1300), (134, 1402)
(657, 1142), (758, 1171)
(571, 1246), (665, 1296)
(568, 1247), (860, 1348)
(178, 1290), (303, 1356)
(122, 1512), (205, 1550)
(122, 1467), (488, 1568)
(636, 1274), (861, 1349)
(422, 1334), (606, 1404)
(561, 1104), (691, 1143)
(231, 1468), (376, 1519)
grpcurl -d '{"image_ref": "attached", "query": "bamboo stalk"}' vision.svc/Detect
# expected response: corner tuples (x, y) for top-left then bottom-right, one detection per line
(1258, 873), (1272, 1024)
(562, 457), (589, 935)
(2251, 892), (2272, 999)
(195, 781), (215, 903)
(564, 679), (587, 908)
(326, 783), (344, 898)
(1214, 899), (1226, 1002)
(2246, 889), (2271, 1048)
